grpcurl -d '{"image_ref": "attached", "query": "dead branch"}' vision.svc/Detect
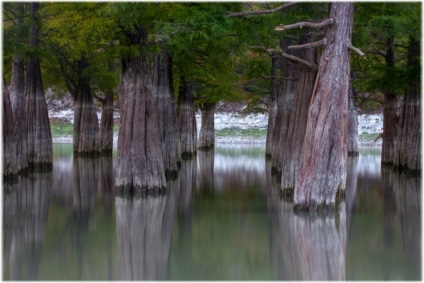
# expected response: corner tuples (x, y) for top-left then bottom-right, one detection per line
(347, 44), (366, 59)
(244, 44), (274, 56)
(288, 38), (327, 49)
(227, 2), (297, 17)
(275, 18), (334, 31)
(369, 49), (387, 58)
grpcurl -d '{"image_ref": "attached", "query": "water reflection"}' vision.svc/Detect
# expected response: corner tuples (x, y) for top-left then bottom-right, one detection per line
(381, 167), (421, 280)
(3, 173), (52, 280)
(115, 180), (179, 280)
(266, 157), (360, 280)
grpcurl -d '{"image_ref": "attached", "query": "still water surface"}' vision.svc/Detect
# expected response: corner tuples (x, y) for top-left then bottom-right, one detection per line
(3, 144), (421, 280)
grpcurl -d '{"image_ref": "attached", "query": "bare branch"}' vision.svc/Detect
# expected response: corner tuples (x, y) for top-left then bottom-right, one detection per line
(275, 18), (334, 31)
(92, 93), (105, 104)
(227, 2), (298, 17)
(289, 38), (327, 50)
(244, 44), (274, 56)
(347, 44), (366, 59)
(281, 52), (317, 69)
(369, 49), (386, 58)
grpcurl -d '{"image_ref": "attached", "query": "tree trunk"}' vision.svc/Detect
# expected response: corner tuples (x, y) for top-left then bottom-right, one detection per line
(3, 77), (17, 180)
(265, 53), (280, 159)
(155, 49), (181, 178)
(381, 36), (399, 165)
(99, 91), (114, 155)
(177, 76), (197, 159)
(281, 34), (317, 196)
(115, 52), (166, 195)
(271, 37), (297, 173)
(73, 54), (100, 156)
(347, 80), (359, 156)
(395, 37), (421, 172)
(25, 2), (53, 171)
(198, 103), (216, 150)
(294, 3), (354, 211)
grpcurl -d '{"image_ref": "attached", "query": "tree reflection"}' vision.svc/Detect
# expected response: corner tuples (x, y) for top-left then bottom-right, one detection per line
(266, 159), (356, 280)
(381, 167), (421, 280)
(197, 149), (214, 192)
(3, 173), (52, 280)
(115, 179), (179, 280)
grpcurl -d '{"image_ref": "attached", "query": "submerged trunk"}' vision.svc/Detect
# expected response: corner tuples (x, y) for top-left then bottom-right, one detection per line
(381, 37), (399, 165)
(271, 37), (297, 173)
(198, 103), (216, 150)
(177, 77), (197, 159)
(347, 81), (359, 156)
(294, 3), (353, 211)
(155, 50), (181, 178)
(3, 77), (17, 179)
(99, 91), (114, 155)
(281, 34), (317, 196)
(73, 54), (100, 156)
(395, 37), (421, 172)
(115, 51), (166, 194)
(265, 53), (280, 159)
(25, 2), (52, 171)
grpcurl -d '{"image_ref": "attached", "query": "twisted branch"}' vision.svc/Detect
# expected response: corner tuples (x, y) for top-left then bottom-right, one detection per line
(227, 2), (297, 17)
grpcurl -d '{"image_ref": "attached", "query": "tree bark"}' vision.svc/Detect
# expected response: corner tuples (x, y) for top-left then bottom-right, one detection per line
(294, 3), (354, 211)
(3, 77), (18, 180)
(381, 36), (399, 165)
(271, 37), (297, 173)
(198, 103), (216, 150)
(10, 4), (28, 174)
(394, 37), (421, 172)
(99, 91), (114, 155)
(347, 80), (359, 156)
(73, 54), (100, 156)
(177, 76), (197, 159)
(25, 2), (53, 171)
(115, 51), (166, 195)
(265, 53), (280, 159)
(154, 49), (181, 178)
(281, 34), (317, 196)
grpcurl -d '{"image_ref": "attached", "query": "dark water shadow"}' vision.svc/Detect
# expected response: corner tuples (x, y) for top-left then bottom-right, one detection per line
(3, 173), (52, 280)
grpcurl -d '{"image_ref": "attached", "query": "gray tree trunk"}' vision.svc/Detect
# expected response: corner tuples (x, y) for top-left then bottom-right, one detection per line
(294, 3), (354, 211)
(271, 38), (297, 173)
(177, 77), (197, 159)
(116, 52), (166, 195)
(381, 37), (399, 165)
(155, 50), (181, 178)
(347, 81), (359, 156)
(394, 37), (421, 172)
(198, 103), (216, 150)
(265, 53), (280, 159)
(25, 2), (52, 171)
(281, 34), (317, 197)
(99, 91), (114, 155)
(73, 54), (100, 156)
(3, 77), (17, 180)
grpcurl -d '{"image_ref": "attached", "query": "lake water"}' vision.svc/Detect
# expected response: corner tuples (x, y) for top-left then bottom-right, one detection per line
(3, 144), (421, 280)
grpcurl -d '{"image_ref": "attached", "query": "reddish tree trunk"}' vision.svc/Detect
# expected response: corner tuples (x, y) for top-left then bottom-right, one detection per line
(294, 3), (354, 210)
(73, 54), (100, 156)
(115, 52), (166, 194)
(99, 91), (114, 155)
(155, 50), (181, 178)
(395, 37), (421, 172)
(25, 2), (52, 171)
(265, 53), (280, 159)
(177, 77), (197, 159)
(3, 77), (17, 180)
(281, 34), (317, 196)
(198, 103), (215, 150)
(271, 37), (297, 173)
